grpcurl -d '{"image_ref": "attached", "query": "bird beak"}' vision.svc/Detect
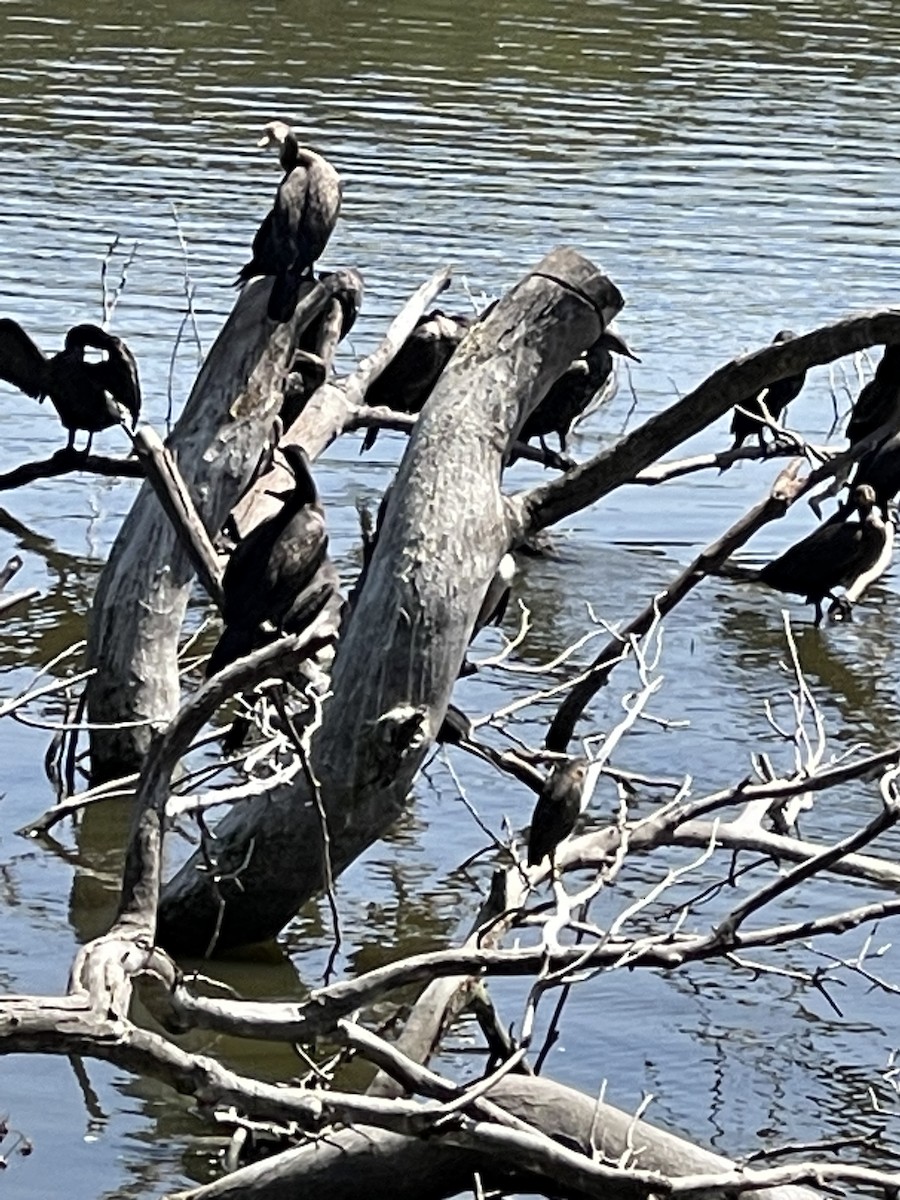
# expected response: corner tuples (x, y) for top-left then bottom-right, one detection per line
(606, 331), (641, 362)
(256, 134), (270, 148)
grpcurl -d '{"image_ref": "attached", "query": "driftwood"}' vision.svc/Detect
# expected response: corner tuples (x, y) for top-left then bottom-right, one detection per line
(157, 246), (620, 951)
(78, 277), (900, 951)
(0, 448), (143, 490)
(7, 266), (900, 1198)
(227, 266), (452, 539)
(84, 275), (347, 780)
(167, 1075), (817, 1200)
(512, 308), (900, 538)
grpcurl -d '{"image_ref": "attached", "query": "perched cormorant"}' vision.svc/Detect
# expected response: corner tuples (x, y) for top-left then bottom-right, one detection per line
(0, 319), (141, 452)
(361, 309), (472, 452)
(846, 344), (900, 447)
(852, 430), (900, 514)
(515, 330), (638, 460)
(527, 757), (599, 868)
(730, 330), (807, 449)
(238, 120), (342, 324)
(220, 556), (344, 753)
(281, 268), (366, 427)
(207, 444), (328, 676)
(746, 484), (886, 625)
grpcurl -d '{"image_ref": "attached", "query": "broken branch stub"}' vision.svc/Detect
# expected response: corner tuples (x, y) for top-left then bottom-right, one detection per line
(158, 246), (621, 952)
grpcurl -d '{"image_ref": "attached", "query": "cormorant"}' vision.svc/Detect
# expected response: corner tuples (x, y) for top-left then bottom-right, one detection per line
(281, 268), (366, 427)
(749, 484), (887, 625)
(852, 430), (900, 514)
(730, 330), (807, 449)
(514, 330), (638, 460)
(846, 344), (900, 448)
(206, 444), (328, 676)
(238, 120), (342, 324)
(527, 757), (599, 868)
(0, 320), (141, 452)
(361, 309), (472, 452)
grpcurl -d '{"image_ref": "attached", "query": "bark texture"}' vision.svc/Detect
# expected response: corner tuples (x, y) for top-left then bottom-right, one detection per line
(167, 1076), (817, 1200)
(85, 277), (334, 780)
(158, 247), (615, 952)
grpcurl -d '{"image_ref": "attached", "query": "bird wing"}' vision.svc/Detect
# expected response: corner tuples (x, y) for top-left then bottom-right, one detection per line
(264, 510), (328, 611)
(275, 160), (341, 268)
(299, 163), (341, 263)
(100, 336), (142, 425)
(236, 210), (277, 283)
(0, 319), (47, 398)
(274, 164), (311, 246)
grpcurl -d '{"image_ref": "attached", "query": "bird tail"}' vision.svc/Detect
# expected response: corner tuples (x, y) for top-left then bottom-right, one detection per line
(234, 262), (255, 289)
(206, 624), (258, 679)
(711, 560), (761, 582)
(268, 264), (305, 323)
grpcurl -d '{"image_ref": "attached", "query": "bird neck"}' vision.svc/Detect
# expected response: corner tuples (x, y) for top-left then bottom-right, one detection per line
(280, 130), (300, 171)
(289, 478), (318, 508)
(65, 324), (110, 353)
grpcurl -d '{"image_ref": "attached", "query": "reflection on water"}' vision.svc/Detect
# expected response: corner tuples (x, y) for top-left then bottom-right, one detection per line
(1, 0), (900, 1194)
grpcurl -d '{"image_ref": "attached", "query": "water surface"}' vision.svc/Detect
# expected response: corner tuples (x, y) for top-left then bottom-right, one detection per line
(1, 1), (900, 1195)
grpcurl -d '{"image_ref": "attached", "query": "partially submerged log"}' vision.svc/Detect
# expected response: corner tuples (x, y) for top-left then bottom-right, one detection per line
(157, 246), (621, 951)
(85, 275), (348, 780)
(167, 1074), (817, 1200)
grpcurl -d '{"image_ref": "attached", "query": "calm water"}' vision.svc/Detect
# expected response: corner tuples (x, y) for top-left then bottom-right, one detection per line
(2, 1), (900, 1195)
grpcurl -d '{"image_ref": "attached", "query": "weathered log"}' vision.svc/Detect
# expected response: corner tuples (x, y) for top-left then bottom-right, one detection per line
(132, 426), (225, 610)
(227, 267), (452, 538)
(514, 307), (900, 537)
(85, 276), (341, 781)
(166, 1075), (817, 1200)
(157, 247), (619, 952)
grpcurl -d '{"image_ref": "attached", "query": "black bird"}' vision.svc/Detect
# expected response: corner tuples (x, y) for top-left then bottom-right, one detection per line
(0, 319), (141, 452)
(238, 120), (342, 324)
(852, 429), (900, 514)
(846, 343), (900, 448)
(747, 484), (887, 625)
(527, 757), (599, 868)
(730, 329), (807, 450)
(515, 330), (639, 460)
(361, 309), (472, 452)
(206, 444), (328, 676)
(282, 268), (366, 427)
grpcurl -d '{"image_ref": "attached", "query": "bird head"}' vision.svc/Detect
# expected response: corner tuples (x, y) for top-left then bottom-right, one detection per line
(772, 329), (798, 344)
(64, 324), (112, 354)
(257, 120), (299, 170)
(257, 120), (291, 149)
(852, 483), (878, 515)
(600, 329), (640, 362)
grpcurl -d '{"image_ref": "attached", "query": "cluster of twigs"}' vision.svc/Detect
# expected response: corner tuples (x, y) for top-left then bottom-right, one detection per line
(6, 599), (900, 1198)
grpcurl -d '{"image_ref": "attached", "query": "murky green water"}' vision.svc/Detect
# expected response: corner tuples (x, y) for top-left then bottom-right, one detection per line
(2, 1), (900, 1195)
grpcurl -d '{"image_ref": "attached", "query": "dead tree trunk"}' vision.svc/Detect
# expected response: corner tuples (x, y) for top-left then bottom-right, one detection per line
(167, 1074), (817, 1200)
(157, 247), (619, 952)
(85, 277), (337, 781)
